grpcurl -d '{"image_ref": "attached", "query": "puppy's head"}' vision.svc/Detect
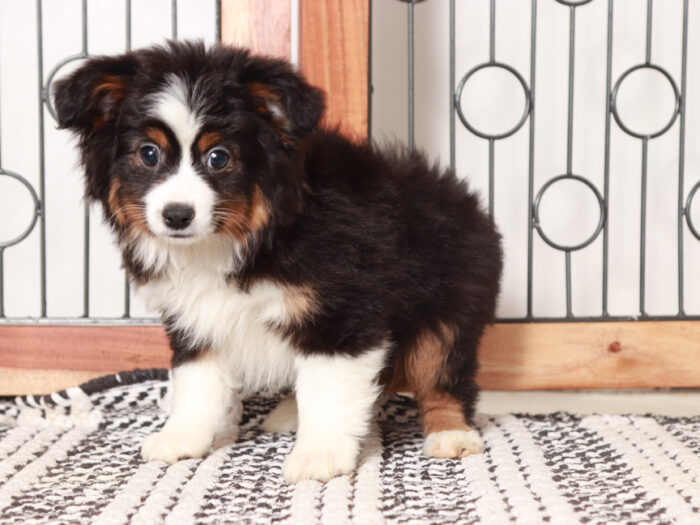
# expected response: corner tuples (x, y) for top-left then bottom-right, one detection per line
(53, 41), (324, 246)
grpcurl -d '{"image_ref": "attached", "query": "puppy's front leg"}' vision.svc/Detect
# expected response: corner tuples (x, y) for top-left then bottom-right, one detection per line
(284, 347), (387, 483)
(142, 352), (234, 464)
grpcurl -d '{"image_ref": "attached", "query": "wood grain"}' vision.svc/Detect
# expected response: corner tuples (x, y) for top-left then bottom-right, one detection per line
(476, 321), (700, 390)
(300, 0), (370, 139)
(221, 0), (291, 59)
(2, 322), (700, 394)
(0, 326), (169, 371)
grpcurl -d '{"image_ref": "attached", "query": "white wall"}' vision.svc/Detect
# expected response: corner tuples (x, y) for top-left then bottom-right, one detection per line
(1, 0), (698, 320)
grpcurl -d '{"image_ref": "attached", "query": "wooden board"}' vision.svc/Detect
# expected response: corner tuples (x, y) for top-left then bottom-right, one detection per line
(0, 326), (170, 395)
(476, 321), (700, 390)
(221, 0), (291, 59)
(300, 0), (370, 139)
(2, 322), (700, 395)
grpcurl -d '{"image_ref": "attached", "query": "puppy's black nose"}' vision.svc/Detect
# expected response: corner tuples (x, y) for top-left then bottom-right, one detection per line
(162, 204), (195, 230)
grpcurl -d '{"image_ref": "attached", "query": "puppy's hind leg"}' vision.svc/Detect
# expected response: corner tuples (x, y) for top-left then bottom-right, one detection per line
(402, 322), (484, 459)
(419, 391), (483, 458)
(283, 346), (387, 483)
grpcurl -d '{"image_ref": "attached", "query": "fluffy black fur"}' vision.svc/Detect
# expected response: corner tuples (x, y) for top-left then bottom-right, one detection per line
(53, 41), (502, 423)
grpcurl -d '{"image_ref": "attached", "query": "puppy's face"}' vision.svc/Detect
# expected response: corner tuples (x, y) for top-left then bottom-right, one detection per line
(53, 42), (324, 246)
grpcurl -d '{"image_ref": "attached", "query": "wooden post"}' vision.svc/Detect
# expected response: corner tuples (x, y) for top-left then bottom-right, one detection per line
(221, 0), (291, 59)
(299, 0), (370, 140)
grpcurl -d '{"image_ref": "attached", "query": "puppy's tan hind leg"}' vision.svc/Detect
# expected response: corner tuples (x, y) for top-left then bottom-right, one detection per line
(418, 391), (483, 459)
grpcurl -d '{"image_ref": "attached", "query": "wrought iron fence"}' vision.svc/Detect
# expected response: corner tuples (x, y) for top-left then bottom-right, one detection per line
(387, 0), (697, 322)
(0, 0), (697, 325)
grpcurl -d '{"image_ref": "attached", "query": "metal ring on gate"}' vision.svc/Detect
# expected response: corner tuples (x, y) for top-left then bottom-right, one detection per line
(0, 169), (41, 249)
(610, 63), (680, 140)
(685, 181), (700, 241)
(533, 174), (605, 252)
(554, 0), (594, 6)
(454, 62), (532, 140)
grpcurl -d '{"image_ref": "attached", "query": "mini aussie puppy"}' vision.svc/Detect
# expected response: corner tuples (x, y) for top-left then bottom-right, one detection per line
(53, 41), (502, 483)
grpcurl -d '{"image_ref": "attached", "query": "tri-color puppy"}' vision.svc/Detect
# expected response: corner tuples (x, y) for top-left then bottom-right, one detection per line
(53, 41), (502, 483)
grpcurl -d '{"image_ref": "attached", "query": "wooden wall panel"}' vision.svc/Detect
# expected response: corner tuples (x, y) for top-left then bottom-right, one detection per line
(300, 0), (370, 140)
(3, 322), (700, 395)
(221, 0), (291, 59)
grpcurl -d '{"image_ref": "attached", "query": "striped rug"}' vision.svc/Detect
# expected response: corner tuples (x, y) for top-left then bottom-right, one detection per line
(0, 369), (698, 524)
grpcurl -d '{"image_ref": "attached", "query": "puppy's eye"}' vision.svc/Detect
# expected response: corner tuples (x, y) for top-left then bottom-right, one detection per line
(139, 144), (160, 167)
(207, 148), (230, 171)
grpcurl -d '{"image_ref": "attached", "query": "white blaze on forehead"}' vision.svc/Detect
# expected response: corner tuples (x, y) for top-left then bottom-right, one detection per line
(151, 75), (201, 151)
(144, 75), (216, 241)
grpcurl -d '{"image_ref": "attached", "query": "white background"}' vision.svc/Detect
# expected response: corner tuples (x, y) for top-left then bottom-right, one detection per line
(0, 0), (699, 320)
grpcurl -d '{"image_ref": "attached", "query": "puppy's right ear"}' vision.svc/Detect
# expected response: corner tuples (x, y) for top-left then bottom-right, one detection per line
(52, 54), (138, 135)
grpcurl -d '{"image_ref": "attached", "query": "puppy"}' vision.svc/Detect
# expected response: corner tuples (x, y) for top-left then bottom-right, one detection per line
(53, 41), (502, 483)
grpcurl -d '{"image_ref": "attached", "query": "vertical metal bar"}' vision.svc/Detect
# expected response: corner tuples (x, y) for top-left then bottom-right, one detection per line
(215, 0), (221, 43)
(526, 0), (537, 319)
(82, 0), (89, 317)
(37, 0), (47, 317)
(488, 139), (495, 218)
(677, 0), (688, 316)
(0, 249), (4, 318)
(124, 277), (130, 318)
(487, 0), (496, 221)
(566, 6), (575, 175)
(126, 0), (132, 51)
(124, 0), (132, 317)
(640, 137), (648, 317)
(645, 0), (652, 64)
(407, 0), (415, 151)
(602, 0), (613, 317)
(81, 0), (88, 53)
(489, 0), (496, 63)
(172, 0), (178, 40)
(83, 201), (90, 317)
(449, 0), (455, 170)
(565, 250), (572, 318)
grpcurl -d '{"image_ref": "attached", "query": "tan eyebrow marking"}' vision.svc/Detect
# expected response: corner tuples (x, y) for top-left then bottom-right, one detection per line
(197, 131), (223, 153)
(144, 127), (169, 150)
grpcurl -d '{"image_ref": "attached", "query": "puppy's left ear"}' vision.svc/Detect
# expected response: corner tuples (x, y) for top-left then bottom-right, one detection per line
(52, 54), (138, 136)
(243, 61), (325, 138)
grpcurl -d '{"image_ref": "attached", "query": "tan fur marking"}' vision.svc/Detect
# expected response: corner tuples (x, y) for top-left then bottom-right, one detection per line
(418, 392), (473, 435)
(404, 323), (455, 396)
(382, 322), (471, 435)
(215, 186), (270, 243)
(144, 127), (169, 150)
(122, 199), (150, 237)
(247, 82), (292, 141)
(246, 185), (271, 232)
(197, 132), (223, 153)
(108, 179), (125, 226)
(283, 285), (318, 325)
(92, 75), (127, 129)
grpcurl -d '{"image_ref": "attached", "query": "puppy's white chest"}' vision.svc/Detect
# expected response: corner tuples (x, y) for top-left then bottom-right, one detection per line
(136, 241), (298, 392)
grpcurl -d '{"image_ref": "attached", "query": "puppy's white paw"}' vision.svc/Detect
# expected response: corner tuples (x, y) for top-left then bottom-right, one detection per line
(423, 429), (484, 459)
(261, 398), (298, 433)
(283, 445), (357, 483)
(141, 425), (213, 464)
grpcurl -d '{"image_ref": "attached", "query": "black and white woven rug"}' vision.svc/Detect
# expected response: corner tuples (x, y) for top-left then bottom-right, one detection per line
(0, 369), (699, 524)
